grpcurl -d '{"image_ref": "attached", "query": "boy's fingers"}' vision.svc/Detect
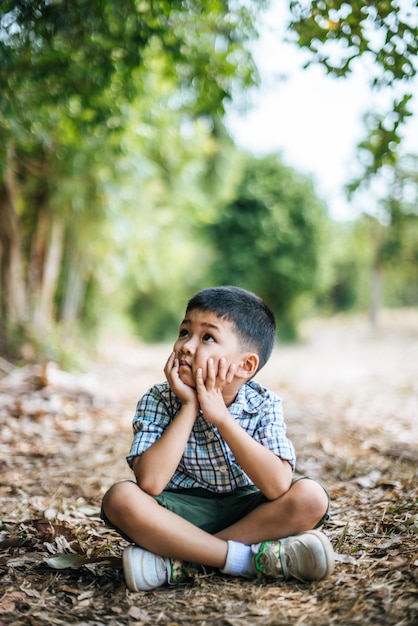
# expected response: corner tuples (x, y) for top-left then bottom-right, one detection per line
(226, 362), (237, 383)
(164, 351), (175, 370)
(206, 357), (215, 384)
(218, 357), (227, 381)
(196, 367), (204, 389)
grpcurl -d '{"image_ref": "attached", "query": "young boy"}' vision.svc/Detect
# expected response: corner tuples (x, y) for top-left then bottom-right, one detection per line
(102, 286), (334, 591)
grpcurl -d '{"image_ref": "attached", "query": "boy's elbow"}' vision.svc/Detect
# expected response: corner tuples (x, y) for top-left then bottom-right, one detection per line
(265, 462), (293, 500)
(264, 481), (289, 501)
(136, 475), (165, 496)
(133, 457), (165, 496)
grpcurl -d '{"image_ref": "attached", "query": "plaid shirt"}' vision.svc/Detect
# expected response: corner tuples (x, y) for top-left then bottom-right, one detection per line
(127, 379), (296, 493)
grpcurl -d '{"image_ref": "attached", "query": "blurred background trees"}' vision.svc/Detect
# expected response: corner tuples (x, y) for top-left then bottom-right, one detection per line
(1, 0), (417, 366)
(205, 153), (328, 339)
(289, 0), (418, 326)
(0, 0), (260, 359)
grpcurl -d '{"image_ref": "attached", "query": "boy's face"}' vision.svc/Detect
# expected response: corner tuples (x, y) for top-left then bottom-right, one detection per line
(173, 308), (245, 389)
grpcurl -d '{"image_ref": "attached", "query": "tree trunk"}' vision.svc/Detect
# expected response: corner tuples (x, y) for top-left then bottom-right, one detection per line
(27, 202), (50, 310)
(369, 264), (383, 330)
(32, 212), (64, 333)
(60, 251), (87, 324)
(0, 166), (27, 329)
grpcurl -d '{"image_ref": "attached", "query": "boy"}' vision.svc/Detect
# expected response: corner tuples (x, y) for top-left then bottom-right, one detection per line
(102, 286), (334, 591)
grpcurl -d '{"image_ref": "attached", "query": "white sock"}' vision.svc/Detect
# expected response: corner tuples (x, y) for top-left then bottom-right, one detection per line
(220, 540), (256, 577)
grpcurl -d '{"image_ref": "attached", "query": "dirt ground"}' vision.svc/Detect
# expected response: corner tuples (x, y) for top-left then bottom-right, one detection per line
(1, 309), (417, 625)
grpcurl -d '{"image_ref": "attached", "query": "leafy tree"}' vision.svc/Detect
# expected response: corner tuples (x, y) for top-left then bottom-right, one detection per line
(288, 1), (418, 325)
(289, 0), (418, 180)
(205, 153), (329, 339)
(317, 155), (418, 323)
(0, 0), (264, 357)
(314, 222), (362, 313)
(106, 109), (243, 342)
(364, 154), (418, 323)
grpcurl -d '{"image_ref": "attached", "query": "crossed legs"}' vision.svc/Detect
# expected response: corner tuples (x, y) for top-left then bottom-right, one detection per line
(102, 478), (329, 569)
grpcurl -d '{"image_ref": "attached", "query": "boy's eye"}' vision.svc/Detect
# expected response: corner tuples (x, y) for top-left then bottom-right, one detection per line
(179, 329), (188, 338)
(203, 333), (215, 342)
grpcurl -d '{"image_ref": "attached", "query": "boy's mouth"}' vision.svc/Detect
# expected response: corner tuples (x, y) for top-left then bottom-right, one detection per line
(178, 359), (196, 387)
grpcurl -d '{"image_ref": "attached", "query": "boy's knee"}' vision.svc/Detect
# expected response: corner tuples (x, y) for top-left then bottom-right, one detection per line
(102, 480), (137, 519)
(291, 478), (330, 524)
(101, 480), (140, 543)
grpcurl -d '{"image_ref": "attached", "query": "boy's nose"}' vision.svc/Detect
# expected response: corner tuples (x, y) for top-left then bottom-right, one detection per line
(182, 336), (197, 354)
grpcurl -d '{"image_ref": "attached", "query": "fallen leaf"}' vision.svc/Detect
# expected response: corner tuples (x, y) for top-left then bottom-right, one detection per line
(335, 553), (359, 566)
(44, 553), (89, 569)
(355, 471), (382, 489)
(44, 553), (122, 569)
(128, 606), (151, 620)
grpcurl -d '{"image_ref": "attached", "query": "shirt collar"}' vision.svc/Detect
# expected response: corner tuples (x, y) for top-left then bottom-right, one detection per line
(229, 380), (266, 416)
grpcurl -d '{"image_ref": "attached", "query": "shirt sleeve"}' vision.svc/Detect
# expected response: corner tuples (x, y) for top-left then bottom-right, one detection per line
(126, 384), (176, 468)
(255, 391), (296, 471)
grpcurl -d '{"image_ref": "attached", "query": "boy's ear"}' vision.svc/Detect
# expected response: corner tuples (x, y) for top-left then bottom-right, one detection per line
(237, 352), (259, 379)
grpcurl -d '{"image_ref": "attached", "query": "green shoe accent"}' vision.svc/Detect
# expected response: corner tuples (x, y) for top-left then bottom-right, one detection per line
(253, 541), (286, 578)
(168, 559), (199, 585)
(252, 531), (335, 582)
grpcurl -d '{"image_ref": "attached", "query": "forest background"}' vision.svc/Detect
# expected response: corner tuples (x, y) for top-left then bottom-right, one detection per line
(1, 3), (417, 624)
(1, 0), (418, 368)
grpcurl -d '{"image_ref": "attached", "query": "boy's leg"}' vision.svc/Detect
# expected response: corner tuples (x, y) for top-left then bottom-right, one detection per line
(102, 478), (334, 590)
(102, 480), (228, 567)
(215, 478), (333, 584)
(215, 477), (329, 544)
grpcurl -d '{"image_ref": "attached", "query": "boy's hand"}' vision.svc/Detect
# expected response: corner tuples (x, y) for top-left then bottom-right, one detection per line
(195, 357), (236, 425)
(164, 352), (199, 409)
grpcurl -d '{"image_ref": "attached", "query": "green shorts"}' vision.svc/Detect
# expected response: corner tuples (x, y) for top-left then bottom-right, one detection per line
(101, 477), (330, 541)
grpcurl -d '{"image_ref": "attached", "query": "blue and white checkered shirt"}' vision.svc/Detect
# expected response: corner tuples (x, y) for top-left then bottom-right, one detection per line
(127, 379), (296, 493)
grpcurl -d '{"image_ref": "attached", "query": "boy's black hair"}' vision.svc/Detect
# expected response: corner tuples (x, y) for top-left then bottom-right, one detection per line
(186, 286), (276, 373)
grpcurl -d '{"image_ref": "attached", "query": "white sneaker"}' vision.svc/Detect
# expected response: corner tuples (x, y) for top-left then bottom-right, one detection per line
(123, 545), (191, 591)
(252, 530), (335, 582)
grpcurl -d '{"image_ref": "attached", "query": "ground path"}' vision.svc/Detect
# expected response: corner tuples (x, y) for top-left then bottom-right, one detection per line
(1, 309), (417, 625)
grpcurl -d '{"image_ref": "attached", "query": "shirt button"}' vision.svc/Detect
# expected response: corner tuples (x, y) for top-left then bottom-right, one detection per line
(219, 465), (228, 473)
(207, 432), (215, 440)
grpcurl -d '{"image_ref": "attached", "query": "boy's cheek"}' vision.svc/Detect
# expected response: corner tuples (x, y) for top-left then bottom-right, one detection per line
(192, 361), (209, 384)
(179, 367), (198, 388)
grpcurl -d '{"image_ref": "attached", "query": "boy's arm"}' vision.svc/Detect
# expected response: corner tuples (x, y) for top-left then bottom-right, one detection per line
(133, 352), (199, 495)
(196, 359), (292, 500)
(133, 401), (197, 495)
(214, 415), (293, 500)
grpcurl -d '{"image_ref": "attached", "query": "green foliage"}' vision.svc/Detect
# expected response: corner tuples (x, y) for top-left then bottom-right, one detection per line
(0, 0), (266, 358)
(100, 105), (232, 342)
(204, 153), (329, 339)
(378, 154), (418, 305)
(317, 158), (418, 317)
(348, 94), (413, 190)
(316, 219), (375, 314)
(0, 0), (261, 150)
(105, 137), (330, 343)
(290, 0), (418, 83)
(288, 1), (418, 324)
(357, 154), (418, 267)
(3, 0), (415, 358)
(0, 0), (260, 132)
(289, 0), (418, 179)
